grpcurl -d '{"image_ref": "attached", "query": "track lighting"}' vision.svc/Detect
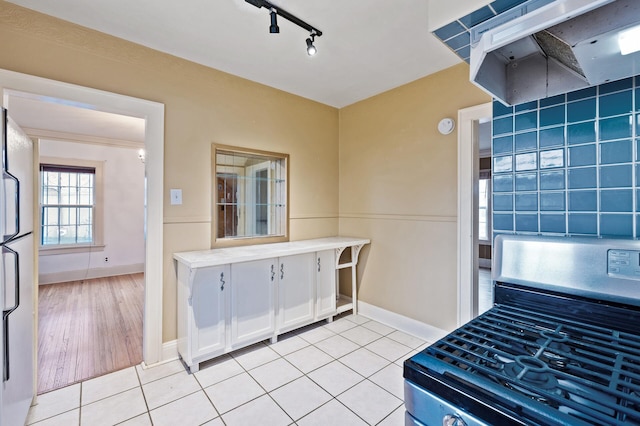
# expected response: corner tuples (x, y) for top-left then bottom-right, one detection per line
(306, 32), (317, 56)
(269, 9), (279, 34)
(245, 0), (323, 56)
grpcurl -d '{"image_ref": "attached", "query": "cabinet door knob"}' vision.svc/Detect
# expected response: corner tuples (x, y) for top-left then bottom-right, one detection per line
(220, 272), (225, 291)
(271, 264), (275, 281)
(280, 263), (284, 279)
(317, 257), (321, 272)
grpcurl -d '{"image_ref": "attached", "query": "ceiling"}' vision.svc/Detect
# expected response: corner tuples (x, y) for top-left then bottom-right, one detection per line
(7, 94), (146, 143)
(5, 0), (490, 141)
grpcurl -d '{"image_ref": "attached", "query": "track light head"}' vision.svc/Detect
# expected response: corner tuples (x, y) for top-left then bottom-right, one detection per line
(306, 38), (317, 56)
(269, 10), (279, 33)
(244, 0), (323, 56)
(306, 33), (317, 56)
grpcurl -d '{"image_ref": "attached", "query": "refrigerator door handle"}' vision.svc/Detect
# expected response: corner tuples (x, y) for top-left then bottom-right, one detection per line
(1, 170), (20, 243)
(2, 313), (8, 382)
(2, 106), (21, 243)
(2, 244), (19, 382)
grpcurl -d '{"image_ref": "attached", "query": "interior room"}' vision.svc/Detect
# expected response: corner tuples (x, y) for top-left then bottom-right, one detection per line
(1, 0), (640, 425)
(6, 93), (148, 394)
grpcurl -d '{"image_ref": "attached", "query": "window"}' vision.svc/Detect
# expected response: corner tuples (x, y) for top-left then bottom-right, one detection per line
(213, 145), (288, 247)
(40, 158), (104, 253)
(478, 171), (491, 242)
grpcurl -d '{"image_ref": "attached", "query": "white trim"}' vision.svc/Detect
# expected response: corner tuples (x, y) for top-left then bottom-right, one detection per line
(457, 103), (492, 327)
(479, 148), (492, 158)
(38, 244), (106, 256)
(356, 301), (449, 344)
(138, 340), (178, 371)
(161, 339), (179, 363)
(38, 263), (145, 285)
(478, 258), (492, 269)
(25, 128), (144, 149)
(140, 346), (180, 371)
(0, 69), (165, 365)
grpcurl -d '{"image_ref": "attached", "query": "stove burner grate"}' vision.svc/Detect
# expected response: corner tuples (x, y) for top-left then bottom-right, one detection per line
(503, 356), (558, 389)
(425, 304), (640, 425)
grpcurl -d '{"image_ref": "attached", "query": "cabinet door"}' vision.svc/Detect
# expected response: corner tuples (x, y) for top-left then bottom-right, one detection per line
(178, 264), (228, 365)
(316, 250), (337, 320)
(230, 258), (276, 348)
(278, 253), (315, 333)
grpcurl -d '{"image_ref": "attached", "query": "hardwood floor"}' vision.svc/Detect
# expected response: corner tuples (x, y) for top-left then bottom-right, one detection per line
(37, 273), (144, 395)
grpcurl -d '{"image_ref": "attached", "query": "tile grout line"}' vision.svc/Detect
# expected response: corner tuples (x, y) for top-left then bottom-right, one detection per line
(31, 315), (418, 426)
(262, 319), (406, 421)
(197, 320), (385, 423)
(78, 382), (82, 426)
(192, 364), (222, 422)
(128, 362), (150, 425)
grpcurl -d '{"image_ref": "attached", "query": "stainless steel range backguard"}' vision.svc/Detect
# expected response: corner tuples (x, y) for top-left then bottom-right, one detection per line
(494, 235), (640, 308)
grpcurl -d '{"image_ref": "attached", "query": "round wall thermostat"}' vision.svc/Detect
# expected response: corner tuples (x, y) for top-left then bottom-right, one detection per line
(438, 118), (455, 135)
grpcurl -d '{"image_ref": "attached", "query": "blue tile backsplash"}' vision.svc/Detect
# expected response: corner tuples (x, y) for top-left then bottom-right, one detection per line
(492, 77), (640, 238)
(431, 0), (529, 62)
(435, 1), (640, 238)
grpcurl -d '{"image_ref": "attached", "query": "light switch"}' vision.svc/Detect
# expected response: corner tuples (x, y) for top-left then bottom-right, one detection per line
(170, 189), (182, 205)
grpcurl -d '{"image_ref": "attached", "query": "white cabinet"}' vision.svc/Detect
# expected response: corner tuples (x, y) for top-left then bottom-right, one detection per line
(230, 258), (276, 350)
(177, 264), (229, 371)
(174, 237), (369, 372)
(277, 253), (315, 333)
(315, 250), (336, 320)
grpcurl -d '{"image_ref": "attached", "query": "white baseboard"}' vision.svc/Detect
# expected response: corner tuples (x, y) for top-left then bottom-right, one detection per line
(38, 263), (145, 285)
(161, 339), (179, 362)
(157, 305), (448, 367)
(139, 340), (179, 370)
(356, 301), (449, 344)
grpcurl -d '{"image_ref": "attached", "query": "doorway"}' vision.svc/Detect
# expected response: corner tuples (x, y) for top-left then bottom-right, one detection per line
(477, 121), (493, 315)
(457, 102), (492, 326)
(0, 69), (165, 393)
(24, 99), (146, 393)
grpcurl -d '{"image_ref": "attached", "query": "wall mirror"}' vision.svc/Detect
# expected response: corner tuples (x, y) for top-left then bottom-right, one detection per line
(212, 145), (288, 247)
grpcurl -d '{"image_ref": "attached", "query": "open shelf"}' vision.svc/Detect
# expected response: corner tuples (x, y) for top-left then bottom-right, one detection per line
(336, 294), (353, 314)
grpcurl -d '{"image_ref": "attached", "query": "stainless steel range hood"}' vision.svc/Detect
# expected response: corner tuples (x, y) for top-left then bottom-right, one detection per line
(470, 0), (640, 106)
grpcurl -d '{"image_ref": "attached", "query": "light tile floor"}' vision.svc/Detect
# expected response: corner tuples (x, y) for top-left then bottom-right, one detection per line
(27, 314), (430, 426)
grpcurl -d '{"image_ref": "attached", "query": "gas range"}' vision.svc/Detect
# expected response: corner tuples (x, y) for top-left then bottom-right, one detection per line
(404, 235), (640, 426)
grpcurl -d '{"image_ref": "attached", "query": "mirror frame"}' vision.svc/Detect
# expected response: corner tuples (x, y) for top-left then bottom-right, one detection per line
(211, 143), (289, 248)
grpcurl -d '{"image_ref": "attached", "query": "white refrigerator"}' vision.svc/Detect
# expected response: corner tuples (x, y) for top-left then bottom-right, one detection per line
(1, 107), (35, 426)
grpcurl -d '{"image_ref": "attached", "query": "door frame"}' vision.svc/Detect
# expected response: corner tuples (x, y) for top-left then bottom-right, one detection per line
(457, 102), (492, 327)
(0, 69), (165, 366)
(245, 161), (270, 236)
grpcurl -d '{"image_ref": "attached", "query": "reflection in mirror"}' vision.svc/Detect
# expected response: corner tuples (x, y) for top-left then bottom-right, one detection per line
(213, 146), (288, 246)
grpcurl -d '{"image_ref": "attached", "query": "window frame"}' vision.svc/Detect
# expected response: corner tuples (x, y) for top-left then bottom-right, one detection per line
(211, 144), (289, 248)
(478, 169), (492, 244)
(39, 156), (105, 255)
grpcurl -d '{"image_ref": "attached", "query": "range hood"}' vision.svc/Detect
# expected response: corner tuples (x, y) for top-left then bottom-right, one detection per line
(470, 0), (640, 105)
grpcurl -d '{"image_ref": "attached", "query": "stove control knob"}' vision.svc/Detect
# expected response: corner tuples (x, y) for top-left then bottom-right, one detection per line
(443, 414), (467, 426)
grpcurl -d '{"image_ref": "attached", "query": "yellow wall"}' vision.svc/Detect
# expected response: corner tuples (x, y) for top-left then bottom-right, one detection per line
(0, 2), (339, 341)
(0, 1), (492, 341)
(339, 65), (490, 331)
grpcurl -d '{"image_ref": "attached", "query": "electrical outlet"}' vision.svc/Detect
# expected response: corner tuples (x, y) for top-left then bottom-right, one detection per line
(104, 257), (109, 263)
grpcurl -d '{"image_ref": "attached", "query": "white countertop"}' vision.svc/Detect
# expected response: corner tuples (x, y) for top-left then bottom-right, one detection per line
(173, 236), (370, 269)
